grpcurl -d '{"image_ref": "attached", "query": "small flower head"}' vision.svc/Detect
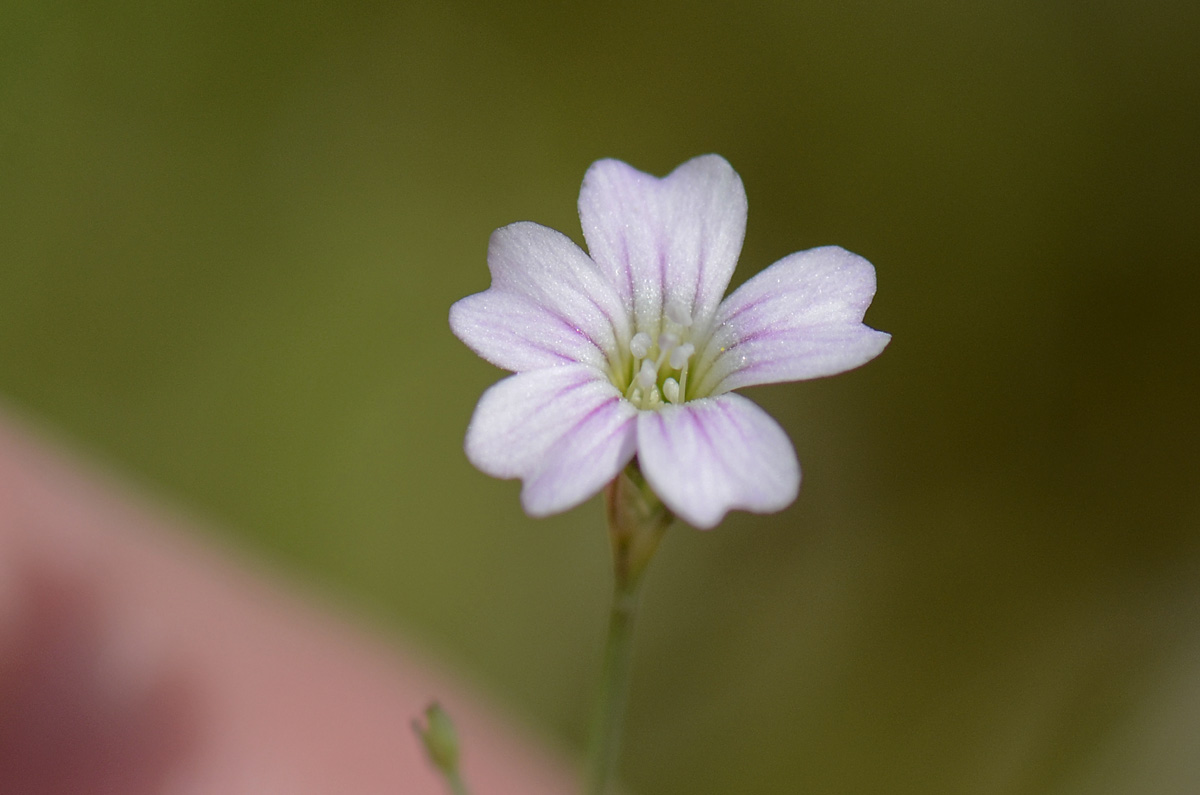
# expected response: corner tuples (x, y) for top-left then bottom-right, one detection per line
(450, 155), (889, 529)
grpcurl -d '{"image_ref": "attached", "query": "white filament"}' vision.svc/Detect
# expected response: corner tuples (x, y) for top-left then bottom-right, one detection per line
(623, 315), (697, 409)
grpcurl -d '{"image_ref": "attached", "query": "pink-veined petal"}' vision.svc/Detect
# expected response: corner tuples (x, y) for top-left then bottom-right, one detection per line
(522, 400), (639, 517)
(636, 394), (800, 530)
(450, 290), (611, 372)
(694, 246), (890, 395)
(451, 222), (630, 373)
(578, 155), (747, 335)
(464, 365), (637, 515)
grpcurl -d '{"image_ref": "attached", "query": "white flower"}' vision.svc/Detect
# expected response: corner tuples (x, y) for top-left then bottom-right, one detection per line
(450, 155), (890, 529)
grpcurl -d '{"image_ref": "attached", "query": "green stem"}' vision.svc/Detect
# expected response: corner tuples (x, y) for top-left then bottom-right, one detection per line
(585, 463), (672, 795)
(585, 560), (642, 793)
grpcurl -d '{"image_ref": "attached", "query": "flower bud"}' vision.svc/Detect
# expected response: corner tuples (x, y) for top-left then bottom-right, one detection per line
(413, 701), (460, 774)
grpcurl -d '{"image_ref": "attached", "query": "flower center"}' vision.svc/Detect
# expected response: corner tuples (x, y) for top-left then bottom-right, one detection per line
(621, 301), (698, 410)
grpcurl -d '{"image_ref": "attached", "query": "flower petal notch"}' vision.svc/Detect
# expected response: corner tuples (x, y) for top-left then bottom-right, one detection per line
(450, 155), (889, 528)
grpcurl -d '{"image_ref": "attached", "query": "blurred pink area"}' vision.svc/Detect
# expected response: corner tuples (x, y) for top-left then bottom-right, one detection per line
(0, 411), (574, 794)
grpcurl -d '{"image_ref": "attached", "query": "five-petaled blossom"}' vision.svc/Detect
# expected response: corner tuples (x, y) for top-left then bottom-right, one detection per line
(450, 155), (890, 529)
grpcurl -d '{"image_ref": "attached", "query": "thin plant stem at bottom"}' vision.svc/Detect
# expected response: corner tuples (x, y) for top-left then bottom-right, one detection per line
(585, 463), (672, 795)
(584, 565), (644, 793)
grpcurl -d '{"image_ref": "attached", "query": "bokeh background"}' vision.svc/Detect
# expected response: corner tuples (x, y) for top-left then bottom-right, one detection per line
(3, 2), (1199, 793)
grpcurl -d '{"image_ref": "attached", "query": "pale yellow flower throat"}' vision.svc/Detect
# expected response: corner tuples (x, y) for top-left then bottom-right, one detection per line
(622, 301), (697, 410)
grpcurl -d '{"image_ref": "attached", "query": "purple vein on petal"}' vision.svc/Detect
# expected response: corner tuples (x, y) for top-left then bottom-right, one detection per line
(690, 404), (720, 473)
(717, 323), (790, 350)
(717, 396), (754, 451)
(617, 229), (634, 307)
(690, 230), (709, 321)
(707, 322), (845, 376)
(524, 344), (580, 364)
(717, 291), (775, 326)
(579, 287), (626, 354)
(524, 298), (613, 363)
(545, 393), (632, 472)
(657, 237), (668, 330)
(651, 410), (671, 457)
(544, 376), (593, 406)
(570, 395), (622, 434)
(584, 410), (637, 456)
(542, 389), (631, 461)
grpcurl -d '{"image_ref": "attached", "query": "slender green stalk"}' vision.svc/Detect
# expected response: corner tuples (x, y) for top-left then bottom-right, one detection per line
(585, 463), (672, 795)
(585, 558), (642, 793)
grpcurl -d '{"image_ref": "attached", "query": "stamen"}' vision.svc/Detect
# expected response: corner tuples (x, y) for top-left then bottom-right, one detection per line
(629, 332), (652, 359)
(622, 307), (699, 409)
(662, 378), (680, 404)
(635, 359), (658, 391)
(669, 342), (695, 371)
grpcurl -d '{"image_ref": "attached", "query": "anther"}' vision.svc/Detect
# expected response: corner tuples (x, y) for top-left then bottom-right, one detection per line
(669, 342), (695, 371)
(657, 332), (680, 356)
(665, 300), (694, 328)
(662, 378), (680, 404)
(636, 359), (658, 390)
(629, 332), (652, 359)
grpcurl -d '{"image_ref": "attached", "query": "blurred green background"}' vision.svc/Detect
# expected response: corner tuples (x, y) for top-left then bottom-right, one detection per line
(3, 1), (1199, 792)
